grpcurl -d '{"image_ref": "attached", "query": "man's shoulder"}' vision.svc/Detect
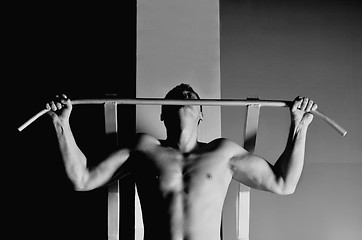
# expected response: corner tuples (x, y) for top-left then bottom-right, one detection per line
(134, 132), (161, 149)
(195, 138), (247, 164)
(206, 138), (245, 153)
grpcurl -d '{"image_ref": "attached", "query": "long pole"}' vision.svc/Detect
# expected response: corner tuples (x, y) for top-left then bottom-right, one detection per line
(17, 98), (347, 136)
(70, 98), (290, 107)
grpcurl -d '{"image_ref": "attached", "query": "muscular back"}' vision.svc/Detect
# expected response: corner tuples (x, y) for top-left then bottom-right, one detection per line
(129, 134), (235, 240)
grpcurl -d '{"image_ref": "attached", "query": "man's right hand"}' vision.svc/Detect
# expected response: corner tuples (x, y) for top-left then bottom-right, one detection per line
(46, 94), (72, 124)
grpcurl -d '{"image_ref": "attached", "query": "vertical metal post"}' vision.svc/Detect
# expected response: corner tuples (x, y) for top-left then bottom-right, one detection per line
(104, 102), (120, 240)
(237, 98), (261, 240)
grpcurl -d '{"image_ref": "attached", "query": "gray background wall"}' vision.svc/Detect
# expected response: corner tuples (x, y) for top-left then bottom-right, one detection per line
(220, 1), (362, 240)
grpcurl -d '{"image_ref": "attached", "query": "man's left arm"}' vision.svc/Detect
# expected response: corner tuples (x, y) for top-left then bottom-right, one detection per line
(272, 96), (317, 193)
(230, 96), (317, 195)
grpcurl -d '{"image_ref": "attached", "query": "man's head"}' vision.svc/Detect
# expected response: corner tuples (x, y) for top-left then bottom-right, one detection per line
(161, 83), (203, 125)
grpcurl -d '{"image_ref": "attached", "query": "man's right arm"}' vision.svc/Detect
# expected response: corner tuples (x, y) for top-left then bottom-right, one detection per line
(47, 95), (130, 191)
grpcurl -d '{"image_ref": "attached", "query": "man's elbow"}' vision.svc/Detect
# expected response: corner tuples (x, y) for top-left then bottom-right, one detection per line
(74, 182), (94, 191)
(272, 182), (297, 195)
(279, 186), (296, 195)
(72, 173), (92, 191)
(73, 181), (87, 191)
(74, 182), (88, 191)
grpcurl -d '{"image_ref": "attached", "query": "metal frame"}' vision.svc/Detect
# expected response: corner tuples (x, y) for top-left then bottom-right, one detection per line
(237, 101), (261, 240)
(104, 102), (120, 240)
(103, 98), (261, 240)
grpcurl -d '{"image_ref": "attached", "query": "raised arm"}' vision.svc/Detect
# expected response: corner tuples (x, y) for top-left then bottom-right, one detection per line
(46, 94), (130, 191)
(229, 96), (317, 195)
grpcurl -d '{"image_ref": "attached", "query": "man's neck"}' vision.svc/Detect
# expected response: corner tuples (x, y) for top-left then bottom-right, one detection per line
(166, 128), (199, 153)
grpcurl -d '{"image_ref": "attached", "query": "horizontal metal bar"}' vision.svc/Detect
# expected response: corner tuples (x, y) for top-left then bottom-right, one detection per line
(71, 98), (292, 107)
(17, 98), (347, 137)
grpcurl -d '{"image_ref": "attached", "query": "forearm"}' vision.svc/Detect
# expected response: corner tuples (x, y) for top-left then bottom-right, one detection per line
(273, 123), (308, 194)
(54, 121), (89, 189)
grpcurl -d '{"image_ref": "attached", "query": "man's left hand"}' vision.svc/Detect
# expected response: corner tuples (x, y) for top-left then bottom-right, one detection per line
(291, 96), (318, 129)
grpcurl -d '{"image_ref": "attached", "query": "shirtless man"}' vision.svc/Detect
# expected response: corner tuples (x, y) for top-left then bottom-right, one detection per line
(46, 83), (317, 240)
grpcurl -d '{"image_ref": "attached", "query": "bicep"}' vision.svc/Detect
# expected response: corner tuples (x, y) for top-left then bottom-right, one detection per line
(80, 148), (131, 190)
(230, 150), (281, 193)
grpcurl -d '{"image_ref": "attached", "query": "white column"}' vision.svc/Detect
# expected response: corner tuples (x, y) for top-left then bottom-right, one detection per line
(136, 0), (221, 239)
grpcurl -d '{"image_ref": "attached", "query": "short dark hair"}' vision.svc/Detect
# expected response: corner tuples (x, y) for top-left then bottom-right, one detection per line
(161, 83), (203, 121)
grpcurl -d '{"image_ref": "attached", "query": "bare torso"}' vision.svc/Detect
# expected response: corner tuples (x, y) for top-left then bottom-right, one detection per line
(131, 135), (234, 240)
